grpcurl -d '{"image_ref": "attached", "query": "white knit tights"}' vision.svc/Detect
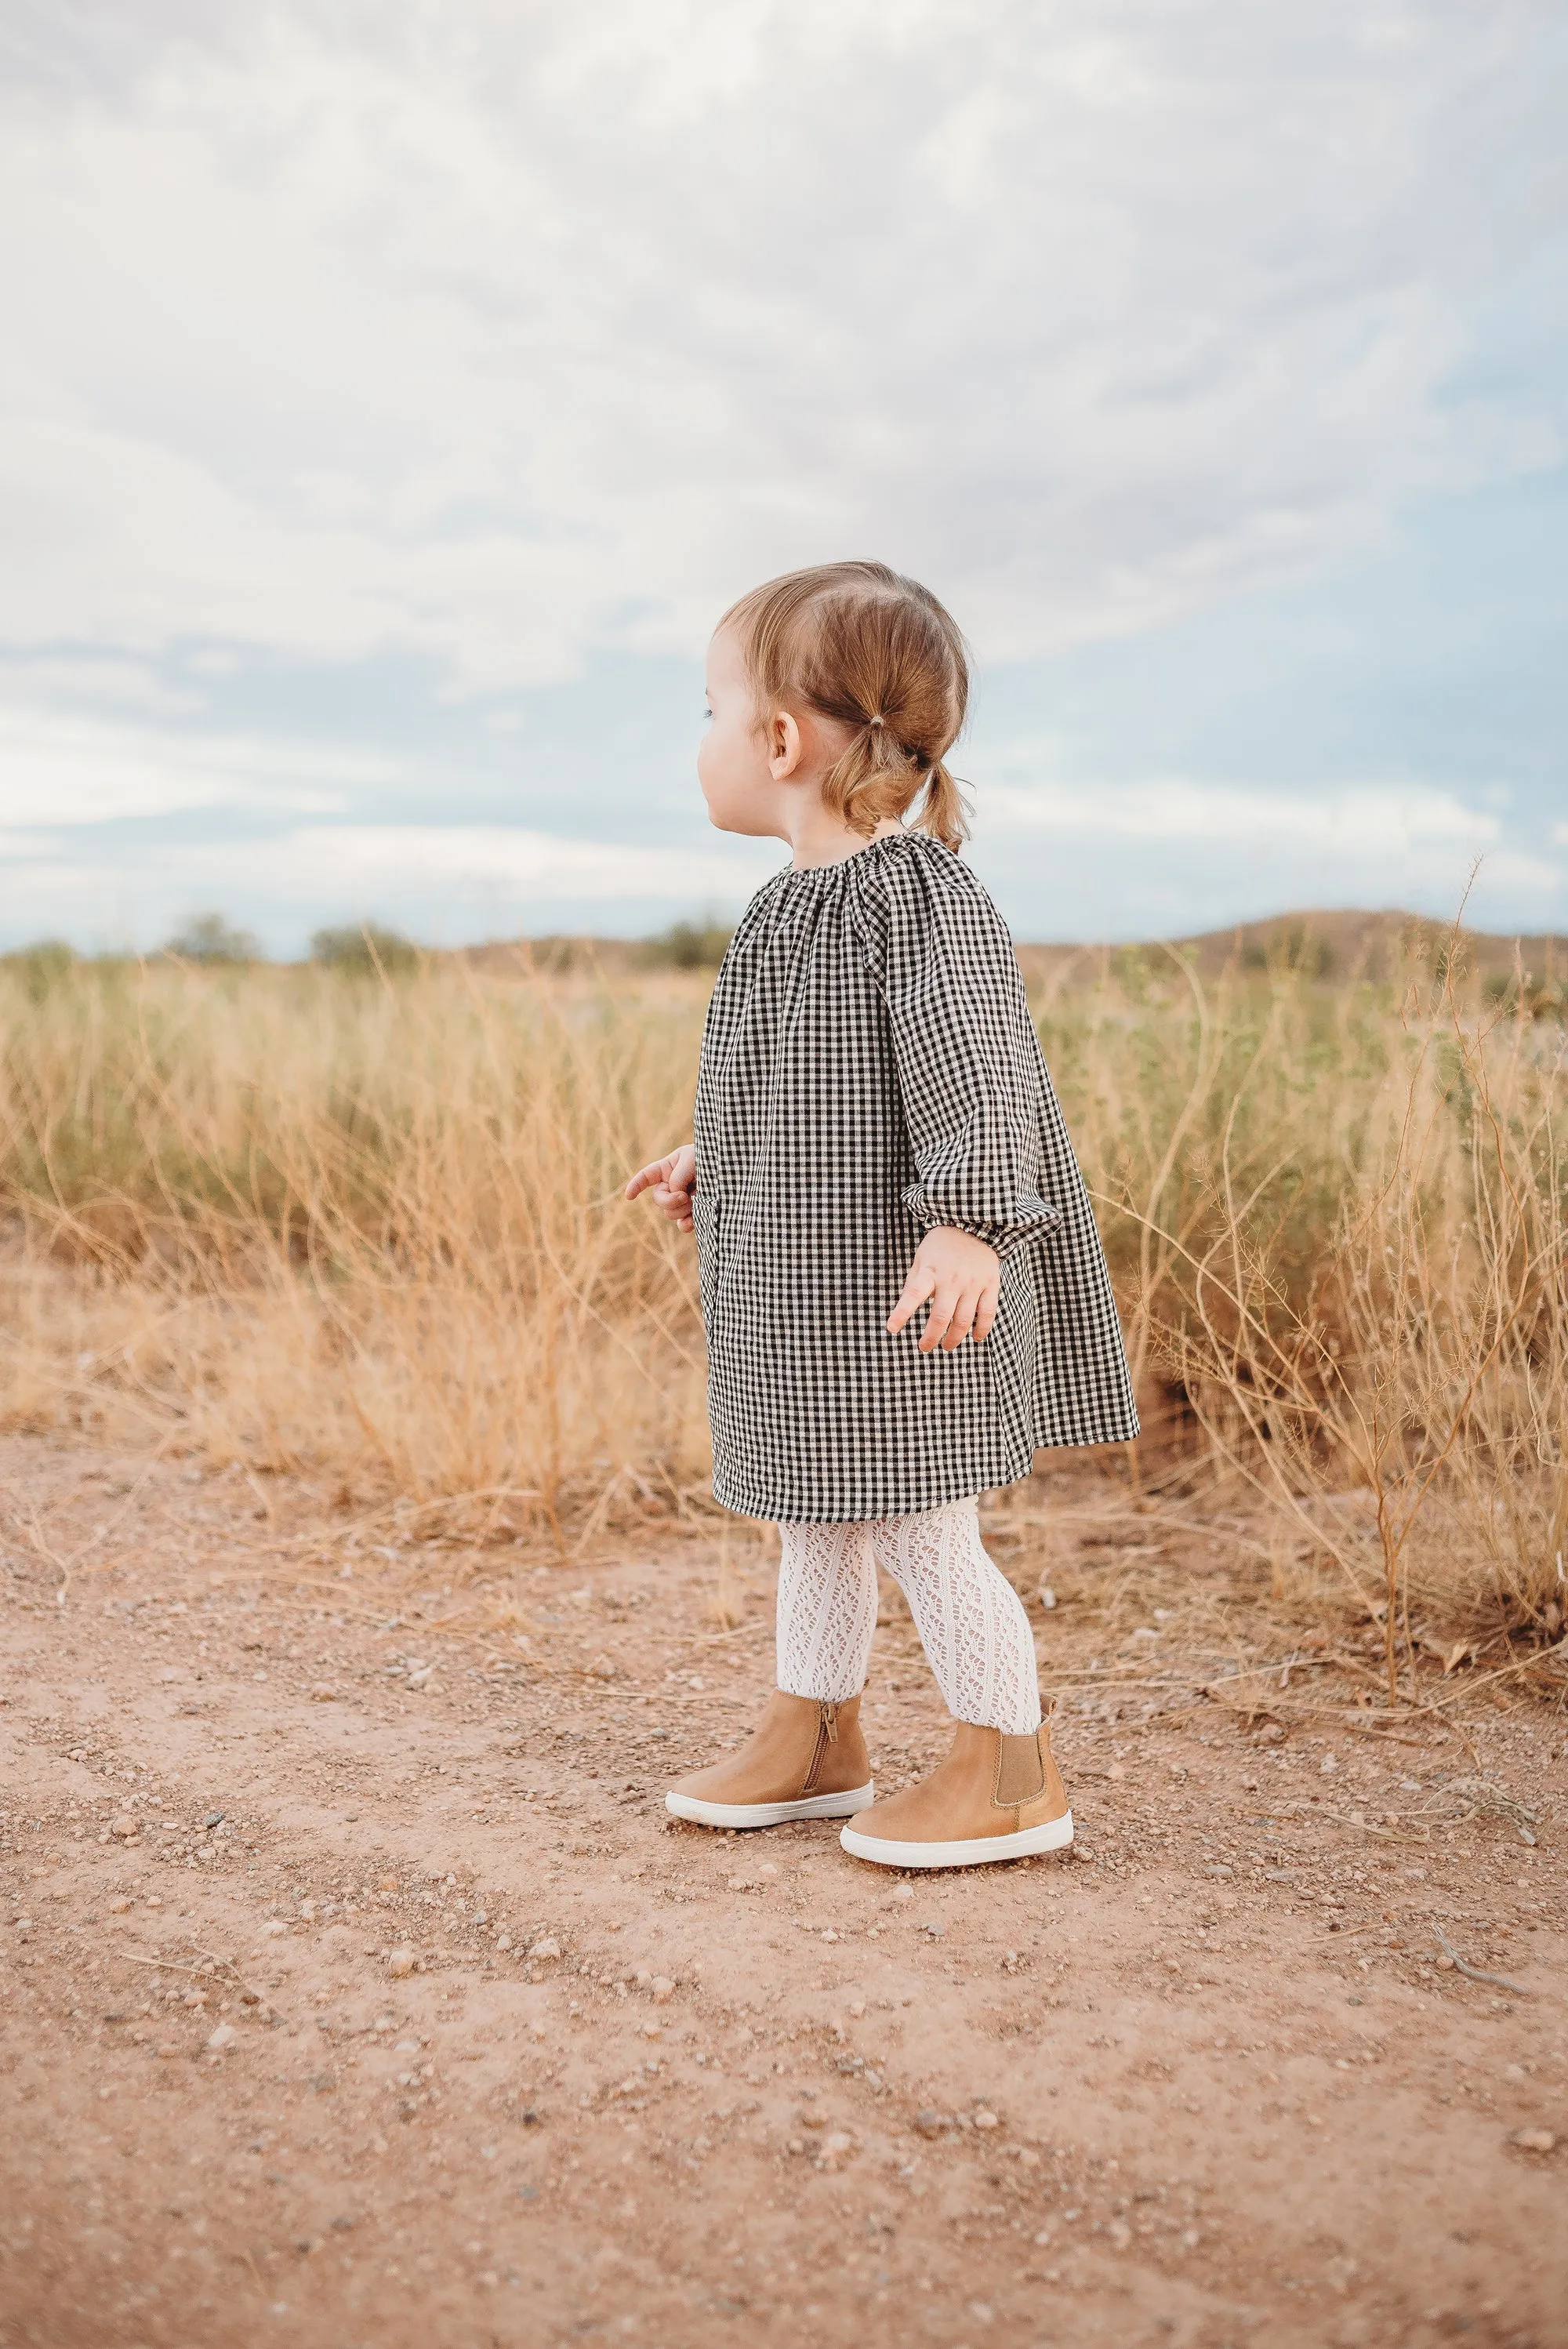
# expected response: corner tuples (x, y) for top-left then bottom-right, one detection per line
(775, 1496), (1042, 1735)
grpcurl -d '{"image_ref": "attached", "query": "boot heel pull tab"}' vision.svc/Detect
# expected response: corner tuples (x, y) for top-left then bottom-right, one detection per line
(819, 1701), (840, 1744)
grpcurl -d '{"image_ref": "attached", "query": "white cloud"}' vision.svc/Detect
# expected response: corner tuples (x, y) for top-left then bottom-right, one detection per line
(1, 819), (783, 955)
(230, 825), (782, 904)
(0, 703), (378, 826)
(983, 772), (1501, 851)
(969, 773), (1560, 940)
(0, 0), (1560, 695)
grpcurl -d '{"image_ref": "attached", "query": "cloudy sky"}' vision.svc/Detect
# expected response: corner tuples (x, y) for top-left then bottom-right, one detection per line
(2, 0), (1564, 952)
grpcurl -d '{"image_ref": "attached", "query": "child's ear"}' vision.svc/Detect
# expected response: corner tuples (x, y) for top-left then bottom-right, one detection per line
(769, 709), (804, 780)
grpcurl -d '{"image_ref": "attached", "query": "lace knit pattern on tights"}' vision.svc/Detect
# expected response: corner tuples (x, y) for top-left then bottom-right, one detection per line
(775, 1497), (1041, 1734)
(775, 1521), (879, 1706)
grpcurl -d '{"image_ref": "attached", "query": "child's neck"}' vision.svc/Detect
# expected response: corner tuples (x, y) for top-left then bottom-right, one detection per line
(786, 804), (905, 873)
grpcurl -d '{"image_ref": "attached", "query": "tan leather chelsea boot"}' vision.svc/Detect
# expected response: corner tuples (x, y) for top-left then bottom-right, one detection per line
(838, 1715), (1072, 1868)
(666, 1690), (874, 1829)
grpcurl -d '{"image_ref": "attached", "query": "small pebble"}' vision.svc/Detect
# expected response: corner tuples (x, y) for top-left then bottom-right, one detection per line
(529, 1937), (561, 1962)
(311, 1684), (339, 1703)
(207, 2023), (238, 2050)
(111, 1816), (136, 1840)
(974, 2109), (999, 2129)
(387, 1948), (417, 1978)
(651, 1976), (677, 2003)
(1512, 2129), (1555, 2154)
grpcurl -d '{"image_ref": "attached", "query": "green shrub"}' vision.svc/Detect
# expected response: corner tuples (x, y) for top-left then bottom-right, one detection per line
(162, 914), (260, 965)
(310, 922), (420, 977)
(639, 919), (734, 971)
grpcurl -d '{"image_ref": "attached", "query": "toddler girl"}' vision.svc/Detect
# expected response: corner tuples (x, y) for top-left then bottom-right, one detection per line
(627, 561), (1137, 1868)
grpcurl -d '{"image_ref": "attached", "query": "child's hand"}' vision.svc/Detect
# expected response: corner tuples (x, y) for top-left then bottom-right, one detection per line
(887, 1227), (1000, 1353)
(626, 1144), (697, 1233)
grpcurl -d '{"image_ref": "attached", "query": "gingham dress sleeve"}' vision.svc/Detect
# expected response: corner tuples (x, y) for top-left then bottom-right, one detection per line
(852, 841), (1062, 1259)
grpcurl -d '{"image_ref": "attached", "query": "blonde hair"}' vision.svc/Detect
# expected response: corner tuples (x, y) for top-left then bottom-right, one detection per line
(720, 561), (971, 851)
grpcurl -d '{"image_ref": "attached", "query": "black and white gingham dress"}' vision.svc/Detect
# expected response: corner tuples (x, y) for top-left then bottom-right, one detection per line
(692, 831), (1138, 1522)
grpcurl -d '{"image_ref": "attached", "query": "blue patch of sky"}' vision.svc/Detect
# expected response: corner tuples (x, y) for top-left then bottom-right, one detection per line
(974, 468), (1567, 819)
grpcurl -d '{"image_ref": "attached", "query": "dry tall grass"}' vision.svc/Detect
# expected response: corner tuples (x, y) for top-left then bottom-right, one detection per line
(0, 953), (713, 1538)
(1066, 947), (1563, 1688)
(1, 934), (1563, 1686)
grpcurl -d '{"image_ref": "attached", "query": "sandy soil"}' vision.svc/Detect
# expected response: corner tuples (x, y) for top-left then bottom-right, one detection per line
(1, 1432), (1564, 2349)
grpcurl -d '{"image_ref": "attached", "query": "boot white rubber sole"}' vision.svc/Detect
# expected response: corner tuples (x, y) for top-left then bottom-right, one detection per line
(839, 1809), (1074, 1870)
(665, 1782), (876, 1831)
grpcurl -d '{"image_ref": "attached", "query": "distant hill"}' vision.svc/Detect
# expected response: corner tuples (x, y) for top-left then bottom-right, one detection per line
(1014, 909), (1566, 991)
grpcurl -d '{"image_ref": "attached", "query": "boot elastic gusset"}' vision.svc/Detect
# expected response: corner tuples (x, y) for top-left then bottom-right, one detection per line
(838, 1719), (1073, 1869)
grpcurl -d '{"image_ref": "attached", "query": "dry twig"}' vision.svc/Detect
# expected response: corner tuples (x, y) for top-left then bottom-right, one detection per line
(1432, 1926), (1535, 1999)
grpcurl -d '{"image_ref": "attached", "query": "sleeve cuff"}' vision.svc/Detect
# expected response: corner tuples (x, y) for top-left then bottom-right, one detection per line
(900, 1186), (1065, 1259)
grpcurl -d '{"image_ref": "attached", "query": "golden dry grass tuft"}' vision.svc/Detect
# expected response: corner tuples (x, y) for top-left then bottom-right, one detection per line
(0, 953), (713, 1536)
(1, 928), (1563, 1694)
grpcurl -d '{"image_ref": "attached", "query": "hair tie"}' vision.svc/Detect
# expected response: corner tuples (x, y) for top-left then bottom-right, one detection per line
(868, 713), (885, 729)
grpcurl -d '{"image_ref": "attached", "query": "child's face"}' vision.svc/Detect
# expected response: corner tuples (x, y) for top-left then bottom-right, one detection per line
(697, 626), (779, 838)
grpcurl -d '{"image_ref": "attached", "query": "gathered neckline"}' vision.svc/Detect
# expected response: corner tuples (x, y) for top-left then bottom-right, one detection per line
(775, 830), (928, 887)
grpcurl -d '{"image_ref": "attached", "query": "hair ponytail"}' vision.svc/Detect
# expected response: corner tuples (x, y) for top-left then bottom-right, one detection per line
(917, 757), (970, 853)
(721, 561), (971, 850)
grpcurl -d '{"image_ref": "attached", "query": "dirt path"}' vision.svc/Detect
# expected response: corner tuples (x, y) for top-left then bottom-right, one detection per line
(2, 1432), (1564, 2349)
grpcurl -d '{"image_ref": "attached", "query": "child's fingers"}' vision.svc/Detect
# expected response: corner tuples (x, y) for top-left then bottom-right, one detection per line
(972, 1283), (999, 1343)
(627, 1144), (695, 1204)
(918, 1279), (964, 1353)
(940, 1284), (985, 1351)
(887, 1261), (937, 1336)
